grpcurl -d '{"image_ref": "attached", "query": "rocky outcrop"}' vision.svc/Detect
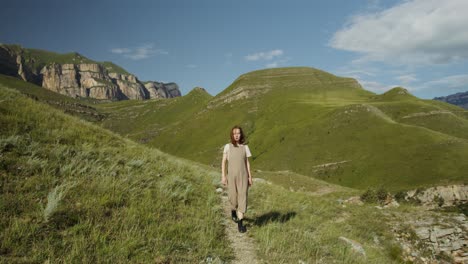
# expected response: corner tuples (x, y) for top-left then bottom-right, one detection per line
(0, 45), (41, 84)
(434, 91), (468, 109)
(405, 185), (468, 207)
(0, 44), (181, 101)
(207, 84), (271, 109)
(394, 213), (468, 263)
(144, 81), (181, 99)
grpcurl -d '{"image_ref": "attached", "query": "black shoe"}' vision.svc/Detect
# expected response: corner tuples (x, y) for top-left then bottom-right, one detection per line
(238, 219), (247, 233)
(231, 210), (238, 223)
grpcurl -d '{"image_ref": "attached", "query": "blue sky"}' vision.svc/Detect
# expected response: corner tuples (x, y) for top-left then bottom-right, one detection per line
(1, 0), (467, 98)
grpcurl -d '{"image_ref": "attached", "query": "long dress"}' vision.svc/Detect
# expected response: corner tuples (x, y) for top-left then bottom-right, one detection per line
(226, 143), (249, 213)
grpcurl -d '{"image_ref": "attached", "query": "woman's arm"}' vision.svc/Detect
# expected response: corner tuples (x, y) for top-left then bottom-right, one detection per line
(221, 153), (227, 186)
(246, 157), (253, 186)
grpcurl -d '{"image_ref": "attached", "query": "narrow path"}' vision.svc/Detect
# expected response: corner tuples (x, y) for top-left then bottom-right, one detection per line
(221, 195), (259, 264)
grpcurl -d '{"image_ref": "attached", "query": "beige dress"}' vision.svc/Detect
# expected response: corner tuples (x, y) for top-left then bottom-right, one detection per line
(226, 143), (249, 213)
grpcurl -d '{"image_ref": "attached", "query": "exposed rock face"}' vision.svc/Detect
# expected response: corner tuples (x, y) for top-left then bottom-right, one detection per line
(434, 91), (468, 109)
(0, 46), (19, 76)
(144, 81), (181, 99)
(207, 84), (272, 109)
(0, 44), (181, 101)
(405, 185), (468, 207)
(0, 46), (41, 84)
(397, 214), (468, 263)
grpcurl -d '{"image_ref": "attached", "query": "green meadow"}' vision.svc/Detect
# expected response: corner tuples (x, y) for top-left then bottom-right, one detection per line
(1, 67), (465, 263)
(0, 83), (419, 263)
(95, 67), (468, 191)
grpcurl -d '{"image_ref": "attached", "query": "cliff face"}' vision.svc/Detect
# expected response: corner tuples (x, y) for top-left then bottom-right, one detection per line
(0, 44), (181, 101)
(434, 91), (468, 109)
(144, 81), (182, 99)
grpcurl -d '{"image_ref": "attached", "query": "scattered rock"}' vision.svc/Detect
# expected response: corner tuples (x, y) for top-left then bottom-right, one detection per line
(383, 200), (400, 208)
(343, 196), (364, 206)
(252, 178), (271, 184)
(215, 188), (223, 194)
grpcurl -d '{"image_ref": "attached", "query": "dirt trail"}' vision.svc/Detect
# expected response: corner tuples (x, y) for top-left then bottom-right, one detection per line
(221, 195), (259, 264)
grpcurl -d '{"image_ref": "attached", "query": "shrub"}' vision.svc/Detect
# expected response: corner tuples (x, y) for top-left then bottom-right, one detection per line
(394, 191), (407, 203)
(376, 187), (388, 203)
(360, 189), (378, 203)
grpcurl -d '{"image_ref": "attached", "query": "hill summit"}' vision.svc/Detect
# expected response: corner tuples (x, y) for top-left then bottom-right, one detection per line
(376, 87), (417, 101)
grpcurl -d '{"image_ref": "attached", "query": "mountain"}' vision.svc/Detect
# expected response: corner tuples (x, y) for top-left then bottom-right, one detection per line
(96, 67), (468, 191)
(434, 91), (468, 109)
(0, 44), (180, 101)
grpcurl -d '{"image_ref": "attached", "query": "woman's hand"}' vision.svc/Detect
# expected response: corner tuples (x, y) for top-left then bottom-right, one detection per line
(248, 177), (253, 187)
(221, 176), (227, 187)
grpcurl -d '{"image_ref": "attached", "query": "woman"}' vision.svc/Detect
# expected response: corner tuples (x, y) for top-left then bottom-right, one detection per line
(221, 125), (253, 233)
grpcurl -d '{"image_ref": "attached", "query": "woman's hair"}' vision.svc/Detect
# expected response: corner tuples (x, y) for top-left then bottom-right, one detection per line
(230, 125), (245, 147)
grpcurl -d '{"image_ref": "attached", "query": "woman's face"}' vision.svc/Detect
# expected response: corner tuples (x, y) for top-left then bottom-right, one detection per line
(233, 128), (241, 142)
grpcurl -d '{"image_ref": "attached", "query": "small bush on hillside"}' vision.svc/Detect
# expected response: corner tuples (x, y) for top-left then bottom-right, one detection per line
(360, 189), (378, 203)
(361, 188), (389, 204)
(376, 187), (389, 202)
(394, 191), (407, 203)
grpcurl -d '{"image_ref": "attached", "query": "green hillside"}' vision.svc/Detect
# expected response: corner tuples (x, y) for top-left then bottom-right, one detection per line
(98, 87), (213, 143)
(0, 74), (105, 122)
(1, 66), (462, 263)
(0, 85), (232, 262)
(1, 44), (131, 75)
(96, 67), (468, 191)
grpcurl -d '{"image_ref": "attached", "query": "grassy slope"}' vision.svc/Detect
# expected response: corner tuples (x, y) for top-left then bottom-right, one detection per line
(0, 85), (232, 262)
(0, 74), (105, 122)
(247, 175), (403, 263)
(248, 170), (463, 263)
(98, 87), (213, 144)
(97, 67), (468, 191)
(0, 72), (459, 263)
(100, 61), (131, 75)
(2, 44), (130, 75)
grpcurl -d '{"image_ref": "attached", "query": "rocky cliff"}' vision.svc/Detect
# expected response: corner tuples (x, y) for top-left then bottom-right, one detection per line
(0, 44), (180, 101)
(434, 91), (468, 109)
(144, 81), (181, 98)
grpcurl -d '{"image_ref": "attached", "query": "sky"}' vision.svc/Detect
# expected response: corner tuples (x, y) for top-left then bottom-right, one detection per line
(1, 0), (468, 99)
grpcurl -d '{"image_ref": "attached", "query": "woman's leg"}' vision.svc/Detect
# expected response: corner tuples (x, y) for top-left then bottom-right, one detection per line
(227, 173), (238, 211)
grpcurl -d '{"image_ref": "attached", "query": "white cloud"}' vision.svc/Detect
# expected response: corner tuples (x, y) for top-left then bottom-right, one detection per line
(110, 44), (168, 60)
(417, 74), (468, 91)
(265, 62), (279, 68)
(110, 48), (130, 54)
(396, 74), (418, 84)
(245, 49), (283, 61)
(266, 56), (292, 68)
(330, 0), (468, 65)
